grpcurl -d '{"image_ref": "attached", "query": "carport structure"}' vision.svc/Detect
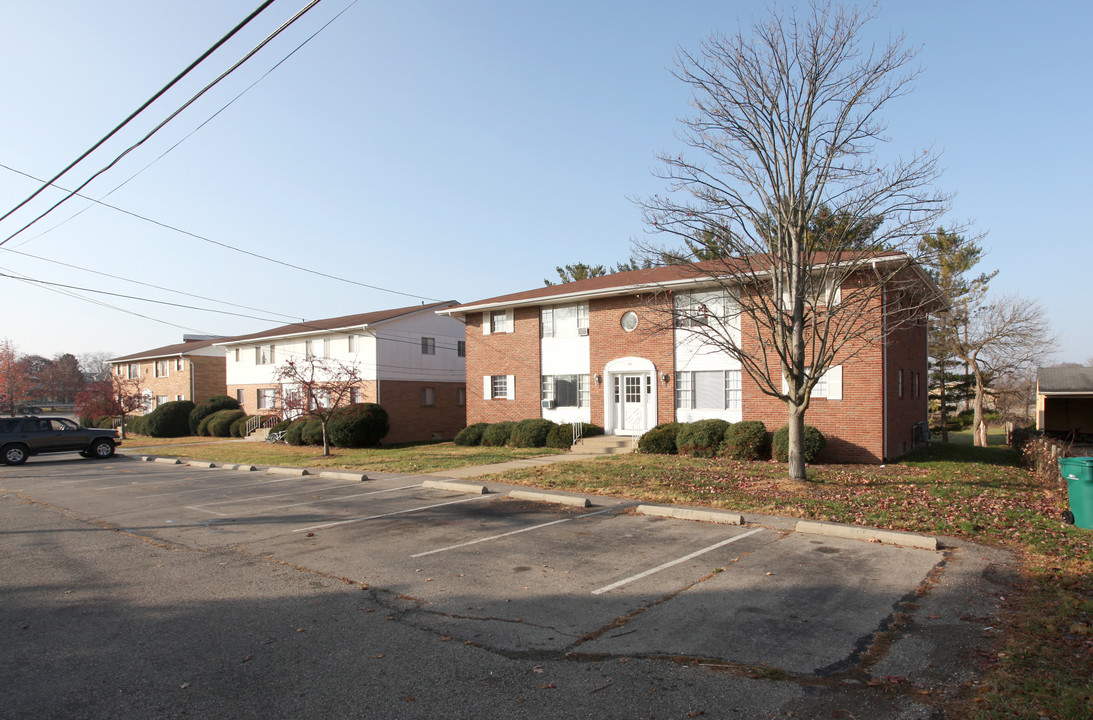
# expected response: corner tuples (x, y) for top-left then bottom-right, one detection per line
(1037, 366), (1093, 440)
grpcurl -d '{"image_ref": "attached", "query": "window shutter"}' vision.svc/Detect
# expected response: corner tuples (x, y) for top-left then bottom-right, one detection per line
(482, 311), (491, 335)
(483, 375), (492, 399)
(504, 309), (513, 333)
(505, 375), (515, 400)
(826, 365), (843, 400)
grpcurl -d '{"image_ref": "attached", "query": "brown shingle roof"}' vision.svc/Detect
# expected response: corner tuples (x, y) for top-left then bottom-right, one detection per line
(216, 301), (458, 344)
(443, 252), (921, 315)
(110, 338), (220, 363)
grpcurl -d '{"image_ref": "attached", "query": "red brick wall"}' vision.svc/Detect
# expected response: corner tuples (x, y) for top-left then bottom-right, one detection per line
(589, 294), (676, 426)
(883, 315), (929, 460)
(464, 309), (541, 424)
(378, 380), (466, 444)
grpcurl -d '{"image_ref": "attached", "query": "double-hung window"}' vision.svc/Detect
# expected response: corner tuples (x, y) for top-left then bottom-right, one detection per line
(541, 303), (589, 338)
(488, 310), (512, 334)
(485, 375), (514, 400)
(421, 387), (435, 406)
(421, 337), (436, 355)
(154, 360), (169, 378)
(257, 388), (277, 410)
(457, 340), (466, 357)
(675, 370), (742, 410)
(541, 374), (590, 407)
(256, 345), (275, 365)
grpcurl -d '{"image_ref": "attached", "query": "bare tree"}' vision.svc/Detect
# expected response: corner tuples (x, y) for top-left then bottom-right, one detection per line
(77, 351), (115, 381)
(951, 294), (1055, 446)
(636, 2), (948, 479)
(274, 355), (363, 456)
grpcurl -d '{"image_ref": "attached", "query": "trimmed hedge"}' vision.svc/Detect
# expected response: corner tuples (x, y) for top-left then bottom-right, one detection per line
(126, 414), (148, 436)
(285, 420), (307, 446)
(510, 418), (556, 448)
(144, 400), (195, 438)
(300, 419), (325, 446)
(206, 409), (245, 438)
(327, 404), (389, 448)
(638, 423), (682, 454)
(481, 421), (516, 447)
(720, 420), (770, 461)
(676, 419), (732, 458)
(454, 423), (489, 447)
(772, 423), (826, 463)
(189, 395), (241, 435)
(230, 415), (251, 438)
(545, 422), (605, 449)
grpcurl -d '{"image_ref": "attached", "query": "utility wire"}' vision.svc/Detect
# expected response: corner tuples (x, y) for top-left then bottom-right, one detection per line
(0, 0), (325, 248)
(0, 0), (276, 228)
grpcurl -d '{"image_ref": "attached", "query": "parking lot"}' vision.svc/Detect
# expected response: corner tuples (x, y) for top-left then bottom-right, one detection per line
(1, 453), (1017, 718)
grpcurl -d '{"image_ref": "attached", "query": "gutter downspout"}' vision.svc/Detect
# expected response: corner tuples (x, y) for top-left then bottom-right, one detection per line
(870, 259), (888, 462)
(185, 356), (195, 403)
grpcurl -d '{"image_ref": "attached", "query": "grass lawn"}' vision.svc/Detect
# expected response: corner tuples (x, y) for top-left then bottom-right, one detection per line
(119, 430), (1090, 717)
(122, 436), (566, 474)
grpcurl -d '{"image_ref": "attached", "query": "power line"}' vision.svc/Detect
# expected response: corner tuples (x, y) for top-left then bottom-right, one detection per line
(0, 0), (326, 248)
(0, 0), (277, 228)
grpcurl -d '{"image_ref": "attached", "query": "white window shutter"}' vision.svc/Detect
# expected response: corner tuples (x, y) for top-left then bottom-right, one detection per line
(506, 375), (515, 400)
(826, 365), (843, 400)
(483, 375), (492, 399)
(505, 309), (513, 333)
(482, 311), (491, 335)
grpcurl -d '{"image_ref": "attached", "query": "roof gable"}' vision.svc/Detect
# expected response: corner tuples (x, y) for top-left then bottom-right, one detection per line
(216, 301), (458, 345)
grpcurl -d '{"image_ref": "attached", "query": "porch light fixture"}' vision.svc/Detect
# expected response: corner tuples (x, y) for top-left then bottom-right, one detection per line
(595, 373), (602, 385)
(661, 373), (671, 384)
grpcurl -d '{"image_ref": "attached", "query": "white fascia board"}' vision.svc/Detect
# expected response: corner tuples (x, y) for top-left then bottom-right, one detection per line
(213, 324), (373, 347)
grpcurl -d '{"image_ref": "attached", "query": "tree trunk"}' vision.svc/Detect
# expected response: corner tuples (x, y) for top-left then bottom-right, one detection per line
(787, 405), (808, 481)
(971, 365), (988, 447)
(321, 421), (331, 456)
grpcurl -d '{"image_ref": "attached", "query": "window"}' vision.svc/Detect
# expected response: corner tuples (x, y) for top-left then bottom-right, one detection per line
(898, 369), (904, 399)
(485, 375), (514, 400)
(675, 291), (734, 328)
(349, 386), (361, 404)
(175, 358), (184, 371)
(155, 395), (167, 408)
(175, 394), (184, 401)
(487, 309), (512, 334)
(128, 363), (141, 379)
(675, 370), (742, 410)
(236, 389), (245, 405)
(304, 340), (314, 359)
(541, 303), (589, 338)
(913, 371), (920, 399)
(492, 375), (507, 399)
(347, 334), (358, 353)
(421, 337), (436, 355)
(323, 338), (331, 358)
(421, 387), (435, 406)
(256, 345), (275, 365)
(541, 374), (590, 408)
(234, 348), (241, 362)
(257, 388), (276, 410)
(457, 340), (466, 358)
(154, 360), (169, 378)
(457, 388), (466, 406)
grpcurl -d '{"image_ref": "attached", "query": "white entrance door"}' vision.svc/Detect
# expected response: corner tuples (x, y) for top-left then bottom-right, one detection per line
(615, 373), (652, 434)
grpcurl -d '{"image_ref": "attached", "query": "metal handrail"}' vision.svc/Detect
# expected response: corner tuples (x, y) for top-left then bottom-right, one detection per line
(245, 414), (280, 436)
(571, 422), (584, 447)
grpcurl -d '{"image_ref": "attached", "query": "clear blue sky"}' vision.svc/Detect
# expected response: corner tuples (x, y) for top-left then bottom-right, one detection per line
(1, 1), (1089, 363)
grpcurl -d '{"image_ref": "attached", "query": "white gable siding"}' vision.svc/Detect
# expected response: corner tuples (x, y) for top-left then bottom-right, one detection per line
(375, 312), (466, 382)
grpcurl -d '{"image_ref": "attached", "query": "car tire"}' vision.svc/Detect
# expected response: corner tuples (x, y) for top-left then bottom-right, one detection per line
(90, 439), (115, 459)
(79, 450), (93, 459)
(3, 444), (29, 465)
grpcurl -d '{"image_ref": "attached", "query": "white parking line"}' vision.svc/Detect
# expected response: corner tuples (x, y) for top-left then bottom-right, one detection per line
(294, 495), (496, 533)
(411, 508), (612, 558)
(136, 476), (303, 499)
(186, 483), (424, 517)
(591, 528), (764, 595)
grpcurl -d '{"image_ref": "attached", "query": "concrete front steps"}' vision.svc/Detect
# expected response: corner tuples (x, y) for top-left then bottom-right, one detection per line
(573, 434), (637, 455)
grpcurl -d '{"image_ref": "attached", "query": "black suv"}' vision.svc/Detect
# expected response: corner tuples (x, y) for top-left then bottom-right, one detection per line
(0, 416), (120, 465)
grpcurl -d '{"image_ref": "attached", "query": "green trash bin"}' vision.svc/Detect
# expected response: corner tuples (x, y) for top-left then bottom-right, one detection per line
(1059, 457), (1093, 529)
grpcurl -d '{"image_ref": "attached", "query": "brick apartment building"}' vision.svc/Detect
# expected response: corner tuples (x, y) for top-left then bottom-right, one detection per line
(109, 337), (227, 412)
(216, 302), (466, 444)
(440, 256), (938, 463)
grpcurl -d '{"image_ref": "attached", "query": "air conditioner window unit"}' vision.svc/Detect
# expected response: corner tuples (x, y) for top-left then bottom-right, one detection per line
(541, 399), (555, 409)
(577, 327), (589, 336)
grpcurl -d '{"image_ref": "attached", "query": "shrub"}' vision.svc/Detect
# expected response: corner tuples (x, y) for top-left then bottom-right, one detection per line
(78, 415), (96, 428)
(544, 422), (605, 449)
(454, 423), (489, 446)
(772, 424), (827, 463)
(327, 404), (389, 448)
(144, 400), (196, 438)
(720, 420), (770, 461)
(676, 419), (732, 457)
(510, 418), (556, 448)
(206, 409), (245, 438)
(126, 415), (148, 436)
(285, 420), (307, 446)
(638, 423), (682, 454)
(269, 418), (293, 435)
(481, 421), (516, 447)
(230, 415), (251, 438)
(300, 419), (325, 446)
(95, 417), (117, 429)
(189, 395), (241, 435)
